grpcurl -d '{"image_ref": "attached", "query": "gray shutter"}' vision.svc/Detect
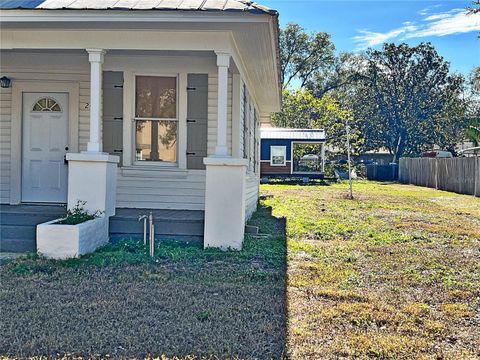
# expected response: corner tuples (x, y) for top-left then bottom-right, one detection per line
(186, 74), (208, 170)
(102, 71), (123, 164)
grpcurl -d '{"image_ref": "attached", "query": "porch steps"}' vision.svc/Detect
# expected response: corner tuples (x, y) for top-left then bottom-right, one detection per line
(0, 206), (205, 253)
(0, 205), (66, 253)
(109, 208), (204, 244)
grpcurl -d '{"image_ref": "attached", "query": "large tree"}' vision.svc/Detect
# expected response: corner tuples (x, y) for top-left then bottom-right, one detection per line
(280, 23), (335, 89)
(353, 42), (467, 162)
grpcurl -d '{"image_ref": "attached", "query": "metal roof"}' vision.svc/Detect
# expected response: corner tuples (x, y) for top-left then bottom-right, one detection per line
(260, 128), (326, 141)
(0, 0), (277, 15)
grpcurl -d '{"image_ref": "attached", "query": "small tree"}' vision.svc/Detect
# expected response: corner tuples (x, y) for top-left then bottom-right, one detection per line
(272, 89), (363, 152)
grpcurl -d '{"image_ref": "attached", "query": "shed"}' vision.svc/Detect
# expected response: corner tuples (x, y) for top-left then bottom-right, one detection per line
(260, 128), (326, 178)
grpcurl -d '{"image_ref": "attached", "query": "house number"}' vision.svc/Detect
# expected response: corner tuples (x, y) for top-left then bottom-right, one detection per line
(84, 103), (90, 109)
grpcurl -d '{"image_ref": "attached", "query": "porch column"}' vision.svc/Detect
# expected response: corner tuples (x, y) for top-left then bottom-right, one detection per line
(86, 48), (105, 153)
(66, 48), (119, 219)
(214, 52), (230, 156)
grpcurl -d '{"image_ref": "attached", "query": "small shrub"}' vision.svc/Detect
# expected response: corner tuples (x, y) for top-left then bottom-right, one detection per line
(57, 201), (102, 225)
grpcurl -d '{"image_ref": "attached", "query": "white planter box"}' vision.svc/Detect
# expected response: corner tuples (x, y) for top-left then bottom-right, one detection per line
(37, 216), (109, 259)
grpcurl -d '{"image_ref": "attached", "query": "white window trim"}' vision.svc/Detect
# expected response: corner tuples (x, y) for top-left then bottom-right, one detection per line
(132, 73), (180, 167)
(270, 145), (287, 167)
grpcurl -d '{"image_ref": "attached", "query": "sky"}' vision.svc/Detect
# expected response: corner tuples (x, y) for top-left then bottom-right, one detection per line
(261, 0), (480, 77)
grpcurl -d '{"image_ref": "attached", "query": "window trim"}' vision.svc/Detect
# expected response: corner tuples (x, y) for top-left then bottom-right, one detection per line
(270, 145), (287, 167)
(132, 73), (179, 166)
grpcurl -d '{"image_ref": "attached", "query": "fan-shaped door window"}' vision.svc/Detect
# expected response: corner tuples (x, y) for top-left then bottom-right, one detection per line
(32, 97), (62, 112)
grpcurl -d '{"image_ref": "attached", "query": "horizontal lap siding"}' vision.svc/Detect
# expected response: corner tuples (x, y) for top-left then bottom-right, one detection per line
(1, 53), (243, 210)
(0, 87), (11, 203)
(245, 172), (259, 219)
(261, 161), (292, 174)
(0, 69), (90, 204)
(116, 169), (206, 210)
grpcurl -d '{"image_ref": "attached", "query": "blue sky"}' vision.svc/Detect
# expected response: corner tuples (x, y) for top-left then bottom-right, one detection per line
(261, 0), (480, 76)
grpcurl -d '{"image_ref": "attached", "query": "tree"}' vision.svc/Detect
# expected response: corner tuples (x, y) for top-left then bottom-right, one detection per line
(352, 42), (467, 162)
(467, 0), (480, 14)
(280, 23), (335, 89)
(271, 89), (363, 152)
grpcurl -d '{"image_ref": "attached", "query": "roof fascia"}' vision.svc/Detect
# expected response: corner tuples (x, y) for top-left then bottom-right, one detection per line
(0, 9), (272, 23)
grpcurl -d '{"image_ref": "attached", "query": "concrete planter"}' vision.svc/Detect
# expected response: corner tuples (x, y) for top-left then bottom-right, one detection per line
(37, 216), (109, 259)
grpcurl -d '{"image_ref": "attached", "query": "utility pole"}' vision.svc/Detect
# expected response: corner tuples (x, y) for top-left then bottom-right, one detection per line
(346, 124), (353, 199)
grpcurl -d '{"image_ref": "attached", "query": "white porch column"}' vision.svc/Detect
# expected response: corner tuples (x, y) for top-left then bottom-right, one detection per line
(65, 48), (119, 219)
(214, 52), (230, 156)
(86, 48), (105, 153)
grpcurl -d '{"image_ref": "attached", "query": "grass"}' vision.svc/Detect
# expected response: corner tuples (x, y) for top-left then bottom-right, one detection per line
(1, 181), (478, 359)
(261, 181), (480, 359)
(0, 206), (287, 359)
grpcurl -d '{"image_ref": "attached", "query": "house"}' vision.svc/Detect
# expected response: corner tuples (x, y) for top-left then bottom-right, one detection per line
(260, 128), (326, 178)
(0, 0), (281, 251)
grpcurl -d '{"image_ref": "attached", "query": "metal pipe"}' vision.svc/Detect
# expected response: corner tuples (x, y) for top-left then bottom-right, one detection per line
(149, 211), (154, 257)
(138, 215), (148, 246)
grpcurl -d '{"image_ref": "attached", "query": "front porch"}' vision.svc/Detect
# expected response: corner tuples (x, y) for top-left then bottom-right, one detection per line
(0, 204), (204, 253)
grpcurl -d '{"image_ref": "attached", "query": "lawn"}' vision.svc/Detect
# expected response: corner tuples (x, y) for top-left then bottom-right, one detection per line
(0, 206), (287, 359)
(0, 181), (479, 359)
(261, 181), (479, 359)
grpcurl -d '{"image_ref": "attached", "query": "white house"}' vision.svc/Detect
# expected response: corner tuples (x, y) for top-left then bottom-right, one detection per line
(0, 0), (281, 250)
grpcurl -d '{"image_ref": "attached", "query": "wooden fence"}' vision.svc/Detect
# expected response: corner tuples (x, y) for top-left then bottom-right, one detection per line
(399, 157), (480, 197)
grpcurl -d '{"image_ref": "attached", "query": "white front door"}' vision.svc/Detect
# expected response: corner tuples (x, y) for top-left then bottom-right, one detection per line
(22, 92), (69, 203)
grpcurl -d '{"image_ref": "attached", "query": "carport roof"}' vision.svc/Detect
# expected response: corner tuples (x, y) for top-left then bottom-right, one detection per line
(261, 128), (326, 141)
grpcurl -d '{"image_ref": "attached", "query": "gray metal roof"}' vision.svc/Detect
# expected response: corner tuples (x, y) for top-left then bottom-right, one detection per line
(261, 128), (326, 141)
(0, 0), (277, 15)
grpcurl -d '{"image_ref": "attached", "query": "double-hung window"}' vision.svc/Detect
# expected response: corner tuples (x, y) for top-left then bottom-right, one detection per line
(135, 75), (177, 163)
(270, 146), (286, 166)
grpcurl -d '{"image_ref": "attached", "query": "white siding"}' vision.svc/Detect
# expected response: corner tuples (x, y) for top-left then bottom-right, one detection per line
(0, 51), (237, 210)
(245, 172), (259, 219)
(0, 87), (12, 203)
(239, 76), (261, 219)
(116, 168), (206, 210)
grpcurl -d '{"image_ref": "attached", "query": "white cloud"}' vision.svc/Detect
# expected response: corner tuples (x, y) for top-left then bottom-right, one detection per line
(353, 8), (480, 49)
(407, 9), (480, 38)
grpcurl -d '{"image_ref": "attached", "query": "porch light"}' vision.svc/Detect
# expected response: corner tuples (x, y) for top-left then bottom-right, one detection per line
(0, 76), (11, 89)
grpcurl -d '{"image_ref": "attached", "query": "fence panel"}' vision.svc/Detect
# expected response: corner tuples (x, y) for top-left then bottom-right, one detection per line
(399, 157), (479, 197)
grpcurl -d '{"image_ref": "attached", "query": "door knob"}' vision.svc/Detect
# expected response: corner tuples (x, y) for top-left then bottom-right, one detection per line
(65, 146), (69, 151)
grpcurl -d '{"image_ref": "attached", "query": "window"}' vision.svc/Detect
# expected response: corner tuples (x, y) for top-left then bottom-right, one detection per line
(134, 76), (177, 162)
(32, 97), (61, 112)
(270, 146), (286, 166)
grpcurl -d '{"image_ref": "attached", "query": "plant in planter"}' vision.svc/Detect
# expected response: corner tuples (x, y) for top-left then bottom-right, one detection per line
(37, 201), (109, 260)
(56, 201), (102, 225)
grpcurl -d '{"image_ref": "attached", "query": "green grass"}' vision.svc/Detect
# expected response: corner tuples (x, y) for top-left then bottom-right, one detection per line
(261, 180), (480, 359)
(0, 205), (287, 359)
(1, 180), (478, 359)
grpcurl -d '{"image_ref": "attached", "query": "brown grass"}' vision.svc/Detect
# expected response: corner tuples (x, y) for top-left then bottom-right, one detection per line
(262, 181), (480, 359)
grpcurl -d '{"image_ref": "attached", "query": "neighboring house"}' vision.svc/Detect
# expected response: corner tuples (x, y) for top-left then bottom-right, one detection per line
(260, 128), (326, 178)
(0, 0), (281, 250)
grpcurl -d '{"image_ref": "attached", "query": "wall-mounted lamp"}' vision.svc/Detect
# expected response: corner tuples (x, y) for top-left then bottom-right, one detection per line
(0, 76), (11, 89)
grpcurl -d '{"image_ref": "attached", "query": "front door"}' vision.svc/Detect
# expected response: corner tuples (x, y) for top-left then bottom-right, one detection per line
(22, 92), (69, 203)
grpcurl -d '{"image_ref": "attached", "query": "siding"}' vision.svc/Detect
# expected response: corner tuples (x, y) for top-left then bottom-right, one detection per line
(0, 51), (237, 210)
(116, 168), (206, 210)
(245, 172), (259, 219)
(0, 69), (90, 204)
(0, 87), (12, 203)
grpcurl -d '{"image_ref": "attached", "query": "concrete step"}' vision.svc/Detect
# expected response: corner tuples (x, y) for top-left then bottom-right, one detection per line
(0, 237), (36, 253)
(1, 225), (36, 240)
(0, 212), (65, 226)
